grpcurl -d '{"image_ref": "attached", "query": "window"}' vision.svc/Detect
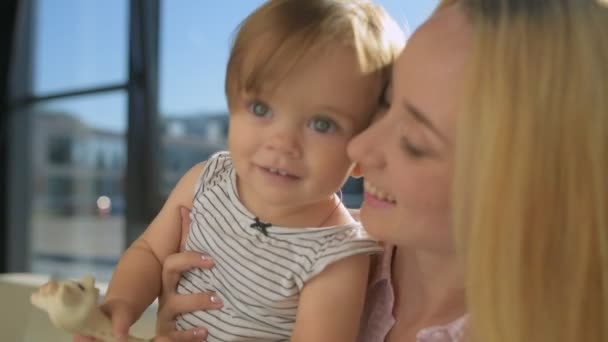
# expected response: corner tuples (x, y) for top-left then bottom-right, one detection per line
(47, 135), (73, 165)
(33, 0), (128, 95)
(6, 0), (130, 281)
(29, 93), (128, 280)
(5, 0), (437, 279)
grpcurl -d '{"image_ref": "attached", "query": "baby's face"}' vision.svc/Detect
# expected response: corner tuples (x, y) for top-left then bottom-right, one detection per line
(227, 46), (382, 209)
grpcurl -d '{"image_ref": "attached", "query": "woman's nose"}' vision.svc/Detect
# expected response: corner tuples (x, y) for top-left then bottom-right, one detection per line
(347, 119), (386, 170)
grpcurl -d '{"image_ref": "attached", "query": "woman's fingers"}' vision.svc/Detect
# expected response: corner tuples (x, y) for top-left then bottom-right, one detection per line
(156, 292), (222, 336)
(157, 251), (218, 335)
(180, 206), (192, 227)
(179, 206), (192, 250)
(159, 292), (223, 321)
(157, 207), (213, 341)
(156, 293), (219, 338)
(161, 251), (214, 294)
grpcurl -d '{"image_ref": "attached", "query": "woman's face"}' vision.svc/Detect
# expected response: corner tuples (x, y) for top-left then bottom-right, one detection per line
(347, 5), (471, 253)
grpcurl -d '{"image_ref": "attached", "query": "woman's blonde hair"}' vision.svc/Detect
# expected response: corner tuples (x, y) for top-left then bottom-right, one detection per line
(454, 0), (608, 341)
(225, 0), (405, 108)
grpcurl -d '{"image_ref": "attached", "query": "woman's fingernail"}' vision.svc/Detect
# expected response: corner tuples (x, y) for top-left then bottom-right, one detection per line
(192, 328), (207, 341)
(201, 254), (211, 261)
(193, 328), (208, 337)
(210, 294), (222, 304)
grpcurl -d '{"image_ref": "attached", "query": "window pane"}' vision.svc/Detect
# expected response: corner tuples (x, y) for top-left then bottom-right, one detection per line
(159, 1), (264, 196)
(160, 2), (265, 116)
(30, 92), (127, 281)
(33, 0), (128, 94)
(377, 0), (439, 34)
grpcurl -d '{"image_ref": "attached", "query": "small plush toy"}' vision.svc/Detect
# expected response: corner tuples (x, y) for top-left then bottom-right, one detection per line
(30, 275), (149, 342)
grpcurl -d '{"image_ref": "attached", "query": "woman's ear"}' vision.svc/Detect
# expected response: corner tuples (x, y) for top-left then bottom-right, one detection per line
(350, 163), (363, 178)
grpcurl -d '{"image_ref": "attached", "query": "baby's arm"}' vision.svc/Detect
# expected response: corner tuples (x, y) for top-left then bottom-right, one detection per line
(291, 254), (371, 342)
(101, 163), (205, 330)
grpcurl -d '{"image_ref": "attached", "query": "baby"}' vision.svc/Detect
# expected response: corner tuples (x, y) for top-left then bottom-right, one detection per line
(96, 1), (404, 341)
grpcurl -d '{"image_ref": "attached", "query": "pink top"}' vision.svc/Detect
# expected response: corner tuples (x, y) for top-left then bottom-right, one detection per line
(358, 245), (468, 342)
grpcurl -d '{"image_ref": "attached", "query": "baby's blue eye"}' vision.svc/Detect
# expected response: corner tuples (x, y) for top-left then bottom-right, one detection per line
(309, 118), (336, 133)
(248, 101), (271, 117)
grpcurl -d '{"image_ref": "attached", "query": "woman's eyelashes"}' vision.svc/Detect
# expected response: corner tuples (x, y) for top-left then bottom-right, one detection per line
(400, 136), (428, 158)
(379, 82), (393, 109)
(248, 100), (272, 118)
(378, 93), (390, 110)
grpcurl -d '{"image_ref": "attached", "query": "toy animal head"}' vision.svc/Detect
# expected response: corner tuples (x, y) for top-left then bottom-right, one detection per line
(30, 275), (100, 332)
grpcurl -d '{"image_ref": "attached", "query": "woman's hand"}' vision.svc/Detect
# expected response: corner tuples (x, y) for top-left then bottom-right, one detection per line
(154, 207), (223, 341)
(154, 250), (222, 341)
(74, 207), (222, 342)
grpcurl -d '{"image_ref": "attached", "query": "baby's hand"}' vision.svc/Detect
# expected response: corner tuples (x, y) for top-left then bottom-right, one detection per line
(30, 276), (147, 341)
(72, 299), (140, 342)
(102, 299), (140, 341)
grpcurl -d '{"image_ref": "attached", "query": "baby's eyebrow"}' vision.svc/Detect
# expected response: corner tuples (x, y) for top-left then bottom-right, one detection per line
(320, 104), (343, 113)
(315, 104), (357, 121)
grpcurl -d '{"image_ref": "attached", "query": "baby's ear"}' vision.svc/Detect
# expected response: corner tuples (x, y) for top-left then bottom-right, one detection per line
(350, 163), (363, 178)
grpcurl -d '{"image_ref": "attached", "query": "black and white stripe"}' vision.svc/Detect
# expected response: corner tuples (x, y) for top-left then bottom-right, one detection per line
(176, 151), (382, 342)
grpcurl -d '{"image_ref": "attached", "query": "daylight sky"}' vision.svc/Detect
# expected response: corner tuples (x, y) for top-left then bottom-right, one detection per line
(34, 1), (438, 133)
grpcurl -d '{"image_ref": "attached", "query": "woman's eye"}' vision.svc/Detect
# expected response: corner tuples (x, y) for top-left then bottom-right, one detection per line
(379, 94), (390, 109)
(309, 118), (336, 133)
(401, 137), (428, 158)
(379, 83), (392, 109)
(248, 101), (271, 117)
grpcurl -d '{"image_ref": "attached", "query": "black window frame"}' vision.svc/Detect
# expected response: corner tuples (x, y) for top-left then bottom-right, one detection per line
(2, 0), (161, 273)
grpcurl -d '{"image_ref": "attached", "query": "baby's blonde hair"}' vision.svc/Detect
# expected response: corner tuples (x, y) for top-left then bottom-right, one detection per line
(225, 0), (405, 108)
(454, 0), (608, 341)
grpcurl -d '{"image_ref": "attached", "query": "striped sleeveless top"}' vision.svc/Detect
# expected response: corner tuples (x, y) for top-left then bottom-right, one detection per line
(176, 151), (382, 342)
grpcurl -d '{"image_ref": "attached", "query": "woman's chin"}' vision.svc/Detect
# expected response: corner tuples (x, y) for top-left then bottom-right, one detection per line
(360, 205), (390, 241)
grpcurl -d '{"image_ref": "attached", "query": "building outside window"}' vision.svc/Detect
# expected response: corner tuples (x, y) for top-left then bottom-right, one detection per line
(6, 0), (438, 281)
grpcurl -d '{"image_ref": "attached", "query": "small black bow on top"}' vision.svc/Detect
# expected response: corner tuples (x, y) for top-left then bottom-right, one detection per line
(250, 217), (272, 236)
